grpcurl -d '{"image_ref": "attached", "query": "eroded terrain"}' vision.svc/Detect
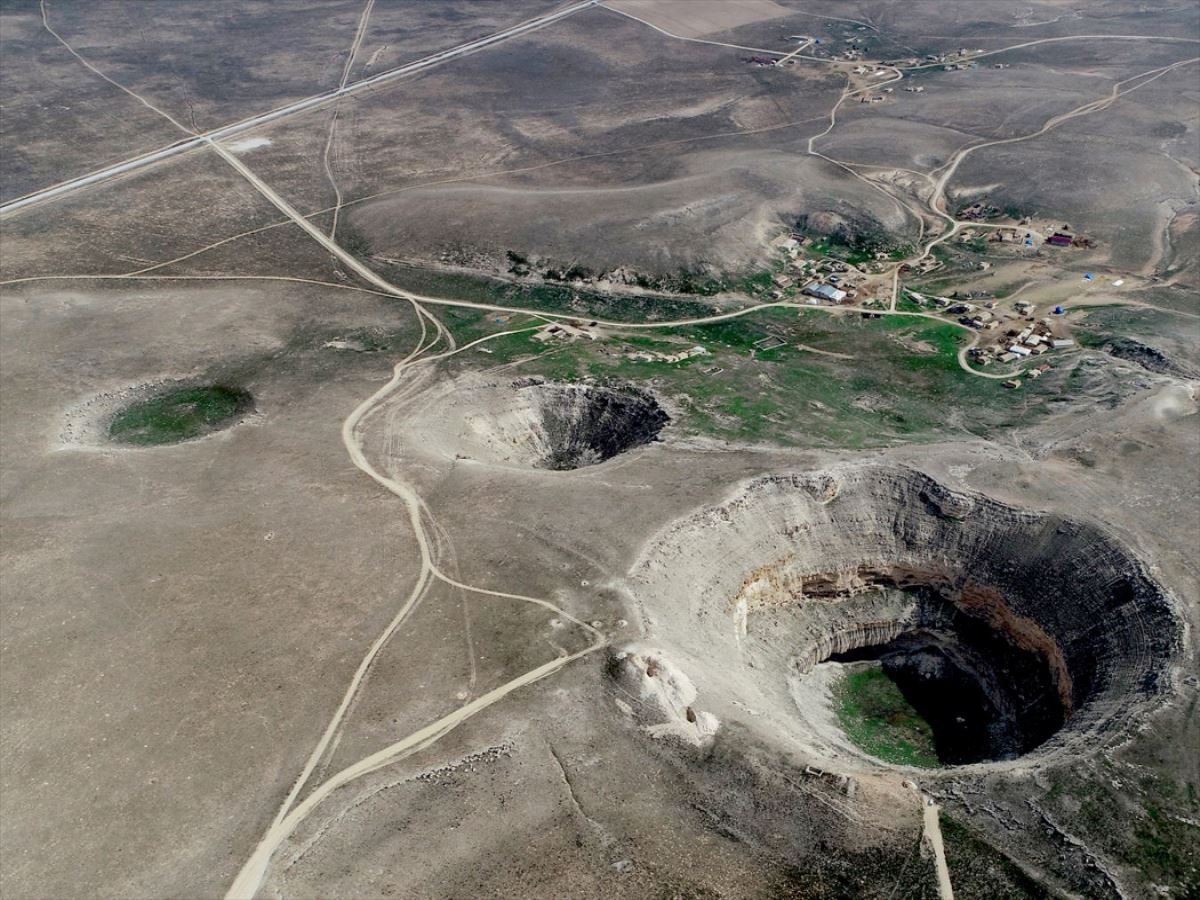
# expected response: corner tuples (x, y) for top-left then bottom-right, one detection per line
(2, 2), (1198, 898)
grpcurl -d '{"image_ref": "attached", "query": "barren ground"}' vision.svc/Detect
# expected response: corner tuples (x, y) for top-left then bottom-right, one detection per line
(2, 2), (1197, 899)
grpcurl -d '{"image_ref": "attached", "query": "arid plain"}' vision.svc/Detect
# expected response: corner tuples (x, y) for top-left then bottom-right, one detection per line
(2, 2), (1198, 898)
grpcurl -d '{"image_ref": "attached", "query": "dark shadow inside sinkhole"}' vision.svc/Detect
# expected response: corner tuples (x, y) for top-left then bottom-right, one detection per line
(827, 589), (1070, 766)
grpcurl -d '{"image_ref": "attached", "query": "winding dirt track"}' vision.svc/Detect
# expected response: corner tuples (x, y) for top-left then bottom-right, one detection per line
(211, 25), (1197, 891)
(322, 0), (375, 240)
(0, 268), (1020, 379)
(223, 287), (606, 897)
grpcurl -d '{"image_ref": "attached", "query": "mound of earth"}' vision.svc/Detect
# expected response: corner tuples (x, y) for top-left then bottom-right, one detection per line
(1101, 338), (1198, 378)
(406, 376), (669, 471)
(629, 466), (1181, 769)
(608, 644), (720, 745)
(796, 208), (893, 250)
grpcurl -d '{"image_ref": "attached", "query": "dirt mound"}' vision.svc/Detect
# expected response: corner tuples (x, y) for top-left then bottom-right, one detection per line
(407, 376), (669, 471)
(1101, 338), (1198, 379)
(630, 466), (1181, 769)
(608, 645), (720, 745)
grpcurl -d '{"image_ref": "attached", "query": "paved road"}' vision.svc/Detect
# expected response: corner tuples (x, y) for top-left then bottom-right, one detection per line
(0, 0), (599, 217)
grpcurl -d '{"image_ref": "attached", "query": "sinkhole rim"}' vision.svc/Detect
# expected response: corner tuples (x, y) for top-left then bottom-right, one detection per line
(631, 465), (1185, 772)
(510, 378), (671, 471)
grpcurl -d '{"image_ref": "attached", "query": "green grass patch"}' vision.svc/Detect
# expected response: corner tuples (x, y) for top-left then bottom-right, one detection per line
(834, 664), (939, 768)
(109, 384), (253, 446)
(737, 269), (777, 295)
(1131, 803), (1197, 888)
(443, 307), (1058, 451)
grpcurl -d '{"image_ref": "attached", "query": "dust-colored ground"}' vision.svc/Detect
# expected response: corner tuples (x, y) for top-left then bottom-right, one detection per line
(606, 0), (793, 39)
(2, 2), (1198, 899)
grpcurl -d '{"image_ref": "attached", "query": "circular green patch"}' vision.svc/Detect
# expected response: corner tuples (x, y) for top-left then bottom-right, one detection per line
(108, 384), (253, 446)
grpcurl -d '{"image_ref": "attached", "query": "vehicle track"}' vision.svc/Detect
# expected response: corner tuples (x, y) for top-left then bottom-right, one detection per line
(1, 0), (602, 216)
(322, 0), (375, 239)
(0, 269), (1024, 379)
(920, 792), (955, 900)
(905, 54), (1200, 304)
(37, 0), (194, 136)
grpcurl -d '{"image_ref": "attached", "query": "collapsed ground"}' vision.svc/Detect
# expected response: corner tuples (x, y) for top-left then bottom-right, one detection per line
(1, 2), (1198, 899)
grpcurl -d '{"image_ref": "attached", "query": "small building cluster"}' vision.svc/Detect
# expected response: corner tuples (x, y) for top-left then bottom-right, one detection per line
(1044, 230), (1094, 249)
(626, 345), (708, 364)
(957, 299), (1078, 368)
(532, 320), (599, 343)
(995, 322), (1072, 363)
(767, 234), (875, 300)
(958, 308), (997, 330)
(802, 282), (847, 303)
(958, 200), (1001, 221)
(899, 255), (942, 275)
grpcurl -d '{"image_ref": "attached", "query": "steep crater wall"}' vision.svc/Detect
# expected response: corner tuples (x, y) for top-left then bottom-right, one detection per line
(406, 376), (669, 470)
(630, 466), (1181, 769)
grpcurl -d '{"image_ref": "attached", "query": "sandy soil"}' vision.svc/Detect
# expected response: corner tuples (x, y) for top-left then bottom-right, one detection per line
(606, 0), (793, 39)
(2, 2), (1198, 898)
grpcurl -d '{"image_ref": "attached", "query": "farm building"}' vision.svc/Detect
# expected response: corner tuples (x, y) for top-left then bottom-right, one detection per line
(803, 283), (848, 303)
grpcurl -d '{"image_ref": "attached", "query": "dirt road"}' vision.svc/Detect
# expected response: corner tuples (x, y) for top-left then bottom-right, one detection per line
(922, 795), (955, 900)
(2, 0), (601, 216)
(322, 0), (376, 239)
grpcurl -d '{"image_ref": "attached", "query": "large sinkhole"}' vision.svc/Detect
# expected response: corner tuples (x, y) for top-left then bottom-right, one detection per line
(444, 377), (669, 470)
(631, 466), (1181, 768)
(818, 584), (1077, 766)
